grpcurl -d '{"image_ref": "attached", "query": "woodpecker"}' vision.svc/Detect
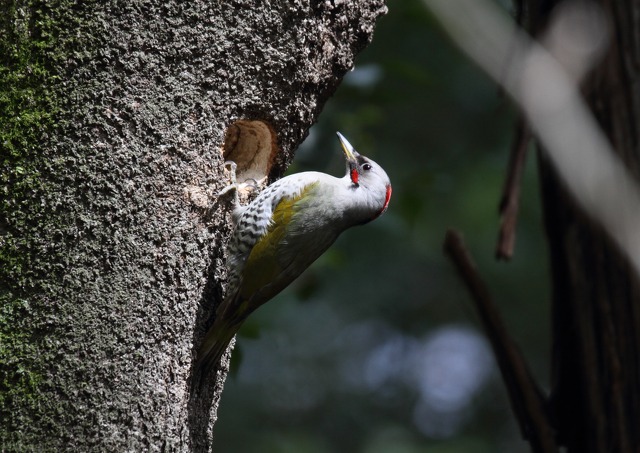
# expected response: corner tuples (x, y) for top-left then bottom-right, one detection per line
(196, 132), (392, 375)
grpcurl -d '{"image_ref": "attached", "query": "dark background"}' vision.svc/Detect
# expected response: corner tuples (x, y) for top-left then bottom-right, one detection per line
(215, 1), (550, 451)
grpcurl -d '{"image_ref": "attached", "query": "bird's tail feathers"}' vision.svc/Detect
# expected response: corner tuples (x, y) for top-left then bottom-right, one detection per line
(195, 290), (251, 378)
(195, 319), (238, 378)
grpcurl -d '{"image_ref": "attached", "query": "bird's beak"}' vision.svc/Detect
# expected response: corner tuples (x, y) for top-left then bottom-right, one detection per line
(336, 131), (360, 165)
(337, 132), (361, 186)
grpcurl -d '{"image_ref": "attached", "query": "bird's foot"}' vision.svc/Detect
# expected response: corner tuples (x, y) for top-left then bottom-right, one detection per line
(218, 161), (239, 197)
(218, 162), (259, 206)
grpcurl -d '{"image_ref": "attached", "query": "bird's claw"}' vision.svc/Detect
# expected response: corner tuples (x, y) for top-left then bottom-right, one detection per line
(242, 178), (258, 190)
(217, 162), (258, 204)
(218, 161), (239, 198)
(223, 161), (238, 181)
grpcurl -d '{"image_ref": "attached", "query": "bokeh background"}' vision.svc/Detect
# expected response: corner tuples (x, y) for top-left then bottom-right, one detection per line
(215, 1), (551, 451)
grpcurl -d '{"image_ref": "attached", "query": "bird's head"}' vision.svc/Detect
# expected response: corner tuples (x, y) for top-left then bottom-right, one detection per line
(337, 132), (392, 220)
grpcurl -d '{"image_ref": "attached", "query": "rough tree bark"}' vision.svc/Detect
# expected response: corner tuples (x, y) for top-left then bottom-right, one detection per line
(0, 1), (386, 451)
(525, 1), (640, 452)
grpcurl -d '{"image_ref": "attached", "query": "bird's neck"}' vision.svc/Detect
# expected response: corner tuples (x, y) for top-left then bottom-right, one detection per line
(338, 176), (387, 226)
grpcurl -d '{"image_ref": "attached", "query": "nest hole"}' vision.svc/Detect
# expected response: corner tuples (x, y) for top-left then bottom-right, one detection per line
(222, 120), (278, 185)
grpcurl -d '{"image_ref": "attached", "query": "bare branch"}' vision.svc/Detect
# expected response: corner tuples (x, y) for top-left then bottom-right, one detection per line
(443, 229), (558, 453)
(496, 118), (531, 260)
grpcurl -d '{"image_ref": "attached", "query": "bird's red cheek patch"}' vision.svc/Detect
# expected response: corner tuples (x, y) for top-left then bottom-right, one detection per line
(383, 185), (392, 212)
(350, 168), (359, 185)
(372, 185), (392, 220)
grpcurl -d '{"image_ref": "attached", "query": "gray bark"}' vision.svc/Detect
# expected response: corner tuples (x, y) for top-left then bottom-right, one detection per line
(0, 1), (386, 451)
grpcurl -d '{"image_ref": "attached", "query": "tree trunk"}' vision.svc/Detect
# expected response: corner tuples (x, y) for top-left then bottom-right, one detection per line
(528, 1), (640, 451)
(0, 1), (386, 450)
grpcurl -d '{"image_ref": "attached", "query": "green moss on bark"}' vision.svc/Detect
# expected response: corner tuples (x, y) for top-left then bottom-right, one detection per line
(0, 1), (60, 278)
(0, 1), (59, 165)
(0, 2), (66, 440)
(0, 298), (42, 406)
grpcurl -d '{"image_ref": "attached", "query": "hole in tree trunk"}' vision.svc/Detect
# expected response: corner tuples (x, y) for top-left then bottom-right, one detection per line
(222, 120), (278, 186)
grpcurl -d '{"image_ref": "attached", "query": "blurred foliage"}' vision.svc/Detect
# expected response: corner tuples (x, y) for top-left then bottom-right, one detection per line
(215, 0), (550, 451)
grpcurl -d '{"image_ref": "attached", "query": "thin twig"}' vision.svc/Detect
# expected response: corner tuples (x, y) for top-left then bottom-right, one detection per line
(496, 118), (531, 260)
(443, 229), (557, 453)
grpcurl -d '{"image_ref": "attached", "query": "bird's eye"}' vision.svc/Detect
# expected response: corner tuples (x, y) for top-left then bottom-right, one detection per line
(362, 163), (372, 171)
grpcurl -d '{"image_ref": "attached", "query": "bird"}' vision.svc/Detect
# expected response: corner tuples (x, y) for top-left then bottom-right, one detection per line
(196, 132), (392, 376)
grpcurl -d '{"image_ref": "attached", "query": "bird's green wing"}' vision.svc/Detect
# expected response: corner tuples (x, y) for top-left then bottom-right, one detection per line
(238, 182), (319, 306)
(196, 182), (320, 375)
